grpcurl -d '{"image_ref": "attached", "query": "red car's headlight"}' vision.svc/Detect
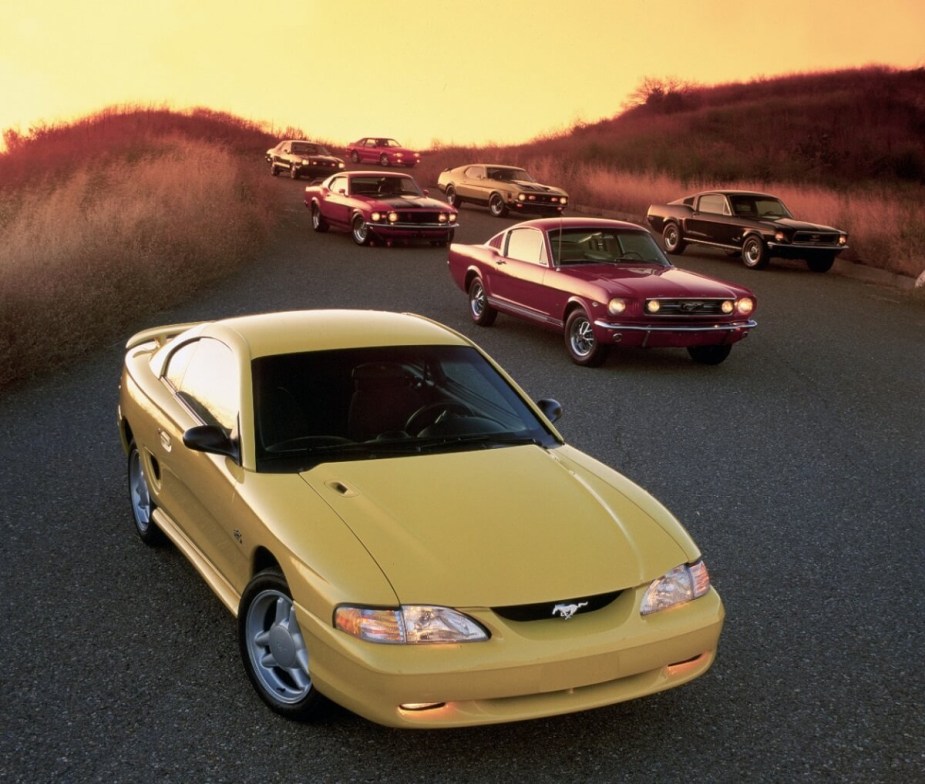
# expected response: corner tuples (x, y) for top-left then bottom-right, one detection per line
(737, 297), (755, 315)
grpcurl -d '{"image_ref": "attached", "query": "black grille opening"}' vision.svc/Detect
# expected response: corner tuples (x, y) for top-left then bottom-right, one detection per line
(492, 590), (621, 622)
(647, 299), (727, 316)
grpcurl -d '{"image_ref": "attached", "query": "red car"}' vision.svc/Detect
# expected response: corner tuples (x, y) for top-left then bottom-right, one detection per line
(305, 171), (458, 246)
(447, 217), (757, 366)
(346, 137), (421, 167)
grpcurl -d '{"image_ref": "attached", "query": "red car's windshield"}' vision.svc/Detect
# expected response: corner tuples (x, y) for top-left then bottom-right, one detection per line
(548, 228), (670, 267)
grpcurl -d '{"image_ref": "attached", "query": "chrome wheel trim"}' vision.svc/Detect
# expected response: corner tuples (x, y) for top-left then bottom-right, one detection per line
(663, 224), (679, 251)
(244, 588), (312, 705)
(129, 449), (153, 533)
(311, 206), (321, 229)
(352, 217), (369, 244)
(742, 238), (763, 267)
(469, 280), (486, 319)
(489, 195), (505, 216)
(568, 315), (595, 357)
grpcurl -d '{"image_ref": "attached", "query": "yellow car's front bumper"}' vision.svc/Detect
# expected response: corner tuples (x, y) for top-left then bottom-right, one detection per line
(299, 587), (724, 729)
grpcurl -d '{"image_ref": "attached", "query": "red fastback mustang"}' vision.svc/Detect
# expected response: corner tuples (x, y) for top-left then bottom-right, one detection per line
(447, 217), (757, 366)
(345, 137), (421, 167)
(305, 171), (458, 246)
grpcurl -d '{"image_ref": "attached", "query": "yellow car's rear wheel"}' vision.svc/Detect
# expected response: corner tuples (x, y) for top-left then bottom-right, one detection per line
(128, 441), (165, 546)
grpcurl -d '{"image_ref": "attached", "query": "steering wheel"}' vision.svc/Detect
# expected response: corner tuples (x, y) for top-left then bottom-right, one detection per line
(404, 402), (472, 435)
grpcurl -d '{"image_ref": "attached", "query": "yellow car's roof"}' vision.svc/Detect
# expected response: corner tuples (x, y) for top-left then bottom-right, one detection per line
(206, 309), (469, 359)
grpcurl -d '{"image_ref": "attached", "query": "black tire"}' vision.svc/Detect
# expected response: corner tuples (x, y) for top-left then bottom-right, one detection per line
(350, 150), (360, 163)
(238, 568), (328, 721)
(289, 165), (300, 180)
(128, 441), (166, 546)
(270, 162), (279, 177)
(468, 277), (497, 326)
(311, 204), (329, 233)
(741, 235), (770, 269)
(806, 254), (836, 273)
(564, 309), (608, 367)
(662, 222), (686, 254)
(688, 344), (732, 365)
(351, 215), (370, 246)
(488, 193), (508, 217)
(445, 185), (462, 208)
(379, 154), (389, 167)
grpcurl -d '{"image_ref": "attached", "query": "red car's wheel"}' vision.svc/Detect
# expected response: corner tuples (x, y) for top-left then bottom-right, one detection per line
(311, 204), (329, 233)
(379, 153), (390, 167)
(688, 345), (732, 365)
(468, 277), (497, 326)
(565, 309), (608, 367)
(350, 150), (360, 163)
(352, 215), (370, 246)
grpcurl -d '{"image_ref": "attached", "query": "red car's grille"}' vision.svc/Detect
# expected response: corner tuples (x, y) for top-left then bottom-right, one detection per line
(492, 590), (621, 622)
(396, 211), (446, 225)
(647, 299), (730, 316)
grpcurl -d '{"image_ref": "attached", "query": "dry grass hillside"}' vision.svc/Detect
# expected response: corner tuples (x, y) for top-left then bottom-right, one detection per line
(2, 67), (923, 389)
(0, 107), (282, 389)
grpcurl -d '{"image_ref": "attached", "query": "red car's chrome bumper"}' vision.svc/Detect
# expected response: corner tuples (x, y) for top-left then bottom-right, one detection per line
(594, 319), (757, 348)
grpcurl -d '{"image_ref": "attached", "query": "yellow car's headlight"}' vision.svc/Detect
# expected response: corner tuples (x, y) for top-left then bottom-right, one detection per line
(335, 605), (489, 644)
(641, 561), (711, 616)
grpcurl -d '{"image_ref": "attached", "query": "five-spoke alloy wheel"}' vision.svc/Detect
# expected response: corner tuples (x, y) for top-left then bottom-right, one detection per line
(238, 569), (327, 720)
(128, 441), (165, 545)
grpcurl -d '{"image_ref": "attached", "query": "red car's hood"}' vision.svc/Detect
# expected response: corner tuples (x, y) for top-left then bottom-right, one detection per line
(373, 195), (447, 209)
(563, 264), (750, 298)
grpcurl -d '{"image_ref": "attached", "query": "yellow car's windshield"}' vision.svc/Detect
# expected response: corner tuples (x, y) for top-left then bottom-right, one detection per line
(252, 345), (558, 471)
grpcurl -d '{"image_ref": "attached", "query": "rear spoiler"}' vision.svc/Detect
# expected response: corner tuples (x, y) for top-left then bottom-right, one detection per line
(124, 322), (202, 351)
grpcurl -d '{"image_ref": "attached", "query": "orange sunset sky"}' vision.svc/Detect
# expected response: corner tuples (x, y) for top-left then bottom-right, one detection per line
(2, 0), (924, 151)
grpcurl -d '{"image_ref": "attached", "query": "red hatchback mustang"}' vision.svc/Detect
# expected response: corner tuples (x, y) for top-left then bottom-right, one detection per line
(345, 137), (421, 168)
(447, 217), (757, 366)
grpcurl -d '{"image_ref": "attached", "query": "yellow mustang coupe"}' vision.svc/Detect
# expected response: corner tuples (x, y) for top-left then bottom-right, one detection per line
(117, 309), (724, 728)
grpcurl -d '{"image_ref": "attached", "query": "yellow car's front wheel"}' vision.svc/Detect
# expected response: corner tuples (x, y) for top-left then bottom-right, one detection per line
(238, 569), (328, 720)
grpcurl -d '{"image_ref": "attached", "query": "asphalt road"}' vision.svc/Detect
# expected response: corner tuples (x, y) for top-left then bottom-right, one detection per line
(2, 174), (923, 783)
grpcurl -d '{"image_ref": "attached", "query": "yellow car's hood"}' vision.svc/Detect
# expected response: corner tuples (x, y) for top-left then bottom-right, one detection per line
(301, 445), (692, 607)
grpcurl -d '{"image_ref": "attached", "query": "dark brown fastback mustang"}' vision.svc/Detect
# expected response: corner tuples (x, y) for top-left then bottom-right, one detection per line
(646, 190), (848, 272)
(266, 140), (346, 180)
